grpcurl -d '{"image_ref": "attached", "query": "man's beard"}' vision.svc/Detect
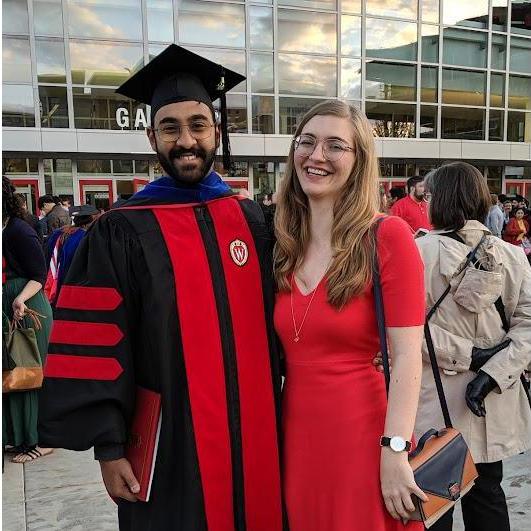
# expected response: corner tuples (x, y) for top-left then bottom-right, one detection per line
(413, 190), (425, 201)
(157, 144), (217, 186)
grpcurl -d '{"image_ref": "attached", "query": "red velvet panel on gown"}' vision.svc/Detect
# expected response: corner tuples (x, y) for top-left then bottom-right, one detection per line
(274, 217), (426, 531)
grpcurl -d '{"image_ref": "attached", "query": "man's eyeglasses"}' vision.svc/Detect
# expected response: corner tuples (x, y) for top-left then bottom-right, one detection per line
(294, 135), (354, 162)
(153, 121), (214, 143)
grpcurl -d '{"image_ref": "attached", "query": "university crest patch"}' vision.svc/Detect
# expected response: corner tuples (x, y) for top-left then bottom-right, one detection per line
(229, 239), (249, 266)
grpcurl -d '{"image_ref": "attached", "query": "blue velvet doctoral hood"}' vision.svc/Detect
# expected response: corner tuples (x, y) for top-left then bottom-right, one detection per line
(129, 170), (232, 204)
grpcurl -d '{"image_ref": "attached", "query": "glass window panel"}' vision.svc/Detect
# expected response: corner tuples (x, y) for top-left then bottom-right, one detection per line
(2, 84), (35, 127)
(186, 47), (246, 92)
(73, 87), (146, 130)
(508, 75), (531, 110)
(278, 9), (336, 54)
(29, 159), (40, 172)
(492, 1), (508, 32)
(366, 18), (417, 61)
(422, 0), (439, 24)
(442, 69), (486, 106)
(421, 25), (439, 62)
(420, 105), (438, 138)
(252, 162), (275, 198)
(491, 34), (507, 70)
(341, 58), (361, 99)
(252, 95), (275, 134)
(279, 54), (336, 97)
(213, 94), (247, 133)
(179, 1), (244, 48)
(486, 166), (503, 194)
(77, 159), (112, 173)
(490, 73), (505, 107)
(510, 37), (531, 74)
(279, 1), (336, 9)
(341, 0), (361, 12)
(441, 106), (485, 139)
(341, 15), (361, 56)
(421, 66), (438, 103)
(365, 102), (416, 138)
(366, 0), (417, 20)
(36, 39), (66, 83)
(33, 0), (63, 36)
(443, 0), (489, 29)
(3, 37), (32, 83)
(507, 111), (531, 142)
(279, 96), (326, 134)
(147, 0), (173, 42)
(112, 159), (134, 173)
(39, 86), (69, 128)
(116, 180), (135, 197)
(149, 44), (167, 61)
(488, 109), (504, 141)
(135, 160), (149, 174)
(251, 53), (274, 93)
(70, 41), (143, 86)
(443, 28), (487, 68)
(3, 158), (28, 173)
(68, 0), (142, 40)
(250, 6), (273, 50)
(365, 61), (416, 102)
(511, 0), (531, 35)
(2, 0), (29, 34)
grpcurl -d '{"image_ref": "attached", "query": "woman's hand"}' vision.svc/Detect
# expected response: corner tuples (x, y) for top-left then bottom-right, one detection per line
(380, 450), (427, 522)
(12, 298), (27, 321)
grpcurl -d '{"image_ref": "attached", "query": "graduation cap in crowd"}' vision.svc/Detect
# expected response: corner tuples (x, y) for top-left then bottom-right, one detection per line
(116, 44), (245, 171)
(69, 204), (99, 217)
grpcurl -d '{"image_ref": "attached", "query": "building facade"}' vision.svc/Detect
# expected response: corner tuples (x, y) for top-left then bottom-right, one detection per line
(3, 0), (531, 212)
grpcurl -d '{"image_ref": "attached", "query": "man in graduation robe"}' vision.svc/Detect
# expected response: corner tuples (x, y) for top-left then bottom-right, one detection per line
(38, 45), (285, 531)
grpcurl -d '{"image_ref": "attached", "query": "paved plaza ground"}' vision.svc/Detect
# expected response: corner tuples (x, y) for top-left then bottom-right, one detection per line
(2, 449), (530, 530)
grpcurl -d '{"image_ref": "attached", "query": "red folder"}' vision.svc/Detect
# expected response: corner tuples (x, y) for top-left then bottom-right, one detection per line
(125, 385), (162, 502)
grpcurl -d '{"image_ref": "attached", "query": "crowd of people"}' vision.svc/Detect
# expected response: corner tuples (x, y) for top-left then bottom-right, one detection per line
(3, 43), (530, 531)
(378, 177), (531, 266)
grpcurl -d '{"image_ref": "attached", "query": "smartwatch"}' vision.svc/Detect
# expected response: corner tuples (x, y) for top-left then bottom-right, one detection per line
(380, 436), (412, 452)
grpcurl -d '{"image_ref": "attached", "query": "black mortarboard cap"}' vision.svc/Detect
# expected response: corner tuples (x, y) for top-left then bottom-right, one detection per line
(116, 44), (245, 171)
(70, 204), (99, 217)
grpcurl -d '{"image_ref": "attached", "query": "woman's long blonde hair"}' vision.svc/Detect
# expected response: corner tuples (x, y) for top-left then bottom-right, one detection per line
(274, 100), (380, 309)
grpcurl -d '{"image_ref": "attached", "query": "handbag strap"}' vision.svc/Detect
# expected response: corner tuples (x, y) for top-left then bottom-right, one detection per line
(9, 308), (46, 333)
(372, 217), (391, 394)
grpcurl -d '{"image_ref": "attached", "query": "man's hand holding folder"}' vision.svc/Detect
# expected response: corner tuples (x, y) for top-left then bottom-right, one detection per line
(100, 458), (141, 502)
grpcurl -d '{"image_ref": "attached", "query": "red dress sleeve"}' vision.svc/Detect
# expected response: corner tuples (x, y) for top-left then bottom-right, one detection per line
(376, 216), (425, 327)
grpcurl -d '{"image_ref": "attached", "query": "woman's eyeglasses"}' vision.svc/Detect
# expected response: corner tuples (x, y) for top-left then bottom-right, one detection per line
(294, 135), (354, 162)
(153, 121), (214, 143)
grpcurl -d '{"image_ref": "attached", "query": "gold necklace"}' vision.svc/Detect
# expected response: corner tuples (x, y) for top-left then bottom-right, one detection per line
(290, 262), (330, 343)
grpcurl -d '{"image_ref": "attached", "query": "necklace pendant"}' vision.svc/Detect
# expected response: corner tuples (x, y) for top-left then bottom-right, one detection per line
(294, 336), (300, 343)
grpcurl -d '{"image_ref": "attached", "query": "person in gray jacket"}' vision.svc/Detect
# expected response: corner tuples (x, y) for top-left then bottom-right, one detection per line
(485, 193), (505, 238)
(414, 162), (531, 531)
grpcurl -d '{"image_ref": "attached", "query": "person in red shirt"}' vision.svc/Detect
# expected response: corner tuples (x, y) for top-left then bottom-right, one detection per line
(390, 176), (432, 233)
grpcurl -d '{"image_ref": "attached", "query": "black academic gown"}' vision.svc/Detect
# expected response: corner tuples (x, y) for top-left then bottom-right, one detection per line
(38, 194), (286, 531)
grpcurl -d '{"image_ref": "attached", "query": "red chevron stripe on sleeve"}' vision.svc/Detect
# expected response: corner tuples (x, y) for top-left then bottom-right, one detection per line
(50, 321), (124, 347)
(44, 354), (123, 380)
(56, 286), (123, 311)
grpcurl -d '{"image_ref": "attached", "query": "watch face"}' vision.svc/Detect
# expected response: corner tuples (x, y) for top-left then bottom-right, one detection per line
(390, 436), (406, 452)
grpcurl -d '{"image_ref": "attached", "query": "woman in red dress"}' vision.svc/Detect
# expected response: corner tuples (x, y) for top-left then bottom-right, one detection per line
(274, 100), (427, 531)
